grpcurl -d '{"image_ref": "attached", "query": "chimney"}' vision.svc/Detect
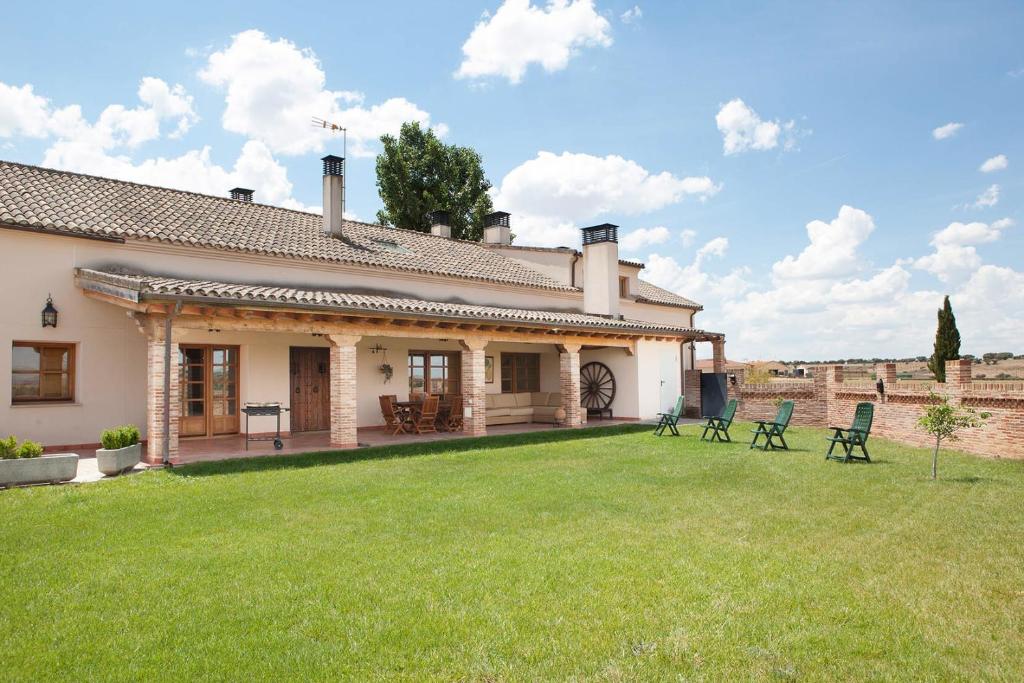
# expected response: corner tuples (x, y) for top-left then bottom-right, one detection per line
(483, 211), (511, 246)
(581, 223), (620, 318)
(429, 210), (452, 238)
(230, 187), (254, 202)
(321, 155), (345, 238)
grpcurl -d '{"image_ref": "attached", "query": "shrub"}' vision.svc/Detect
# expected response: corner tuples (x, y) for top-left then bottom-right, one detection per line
(16, 441), (43, 459)
(100, 425), (140, 450)
(0, 436), (44, 459)
(0, 435), (18, 460)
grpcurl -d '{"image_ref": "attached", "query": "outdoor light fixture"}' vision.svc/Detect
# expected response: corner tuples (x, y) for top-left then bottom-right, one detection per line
(41, 294), (58, 328)
(729, 374), (737, 386)
(876, 378), (885, 395)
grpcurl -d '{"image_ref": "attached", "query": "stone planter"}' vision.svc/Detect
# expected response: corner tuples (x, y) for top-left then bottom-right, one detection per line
(96, 443), (142, 477)
(0, 453), (79, 488)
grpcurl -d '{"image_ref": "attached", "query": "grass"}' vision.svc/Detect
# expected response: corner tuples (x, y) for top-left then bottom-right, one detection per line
(2, 423), (1023, 680)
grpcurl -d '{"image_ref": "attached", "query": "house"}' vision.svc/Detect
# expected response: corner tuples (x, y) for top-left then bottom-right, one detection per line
(0, 158), (725, 463)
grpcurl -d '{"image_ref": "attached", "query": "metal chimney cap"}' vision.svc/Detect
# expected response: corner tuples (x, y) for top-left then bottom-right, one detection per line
(484, 211), (510, 227)
(321, 155), (345, 176)
(581, 223), (618, 245)
(229, 187), (254, 202)
(428, 210), (451, 225)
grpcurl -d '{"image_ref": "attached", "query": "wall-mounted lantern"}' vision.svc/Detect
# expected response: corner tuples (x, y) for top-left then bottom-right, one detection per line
(41, 294), (58, 328)
(876, 378), (885, 395)
(728, 374), (737, 386)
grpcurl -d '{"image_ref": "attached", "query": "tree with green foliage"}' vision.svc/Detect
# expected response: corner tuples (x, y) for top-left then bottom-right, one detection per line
(375, 122), (493, 241)
(917, 393), (988, 479)
(927, 295), (961, 382)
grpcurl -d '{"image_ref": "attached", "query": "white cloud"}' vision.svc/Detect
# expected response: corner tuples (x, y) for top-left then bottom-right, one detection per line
(643, 237), (751, 310)
(715, 98), (800, 155)
(973, 184), (1000, 208)
(932, 122), (963, 140)
(492, 150), (721, 246)
(619, 225), (669, 252)
(680, 229), (697, 247)
(455, 0), (612, 84)
(772, 205), (876, 281)
(913, 218), (1013, 282)
(200, 29), (441, 157)
(621, 5), (642, 23)
(979, 154), (1008, 173)
(0, 83), (52, 138)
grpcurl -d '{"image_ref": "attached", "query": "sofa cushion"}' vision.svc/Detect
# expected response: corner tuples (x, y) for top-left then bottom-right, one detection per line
(509, 407), (534, 417)
(532, 406), (558, 416)
(488, 407), (512, 417)
(485, 394), (497, 409)
(530, 392), (549, 406)
(513, 392), (534, 408)
(490, 393), (517, 409)
(547, 393), (562, 407)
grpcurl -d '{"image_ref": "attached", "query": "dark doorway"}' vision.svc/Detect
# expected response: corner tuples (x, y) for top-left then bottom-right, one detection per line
(290, 347), (330, 432)
(700, 372), (727, 418)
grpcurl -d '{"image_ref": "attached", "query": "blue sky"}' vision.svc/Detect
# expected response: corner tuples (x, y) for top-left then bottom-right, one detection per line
(2, 1), (1021, 360)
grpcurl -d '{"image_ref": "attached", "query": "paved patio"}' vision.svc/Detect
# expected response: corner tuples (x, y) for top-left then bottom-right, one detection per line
(63, 418), (692, 483)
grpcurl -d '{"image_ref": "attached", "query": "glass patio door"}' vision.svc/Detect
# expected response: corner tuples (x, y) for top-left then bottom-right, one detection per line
(179, 345), (240, 437)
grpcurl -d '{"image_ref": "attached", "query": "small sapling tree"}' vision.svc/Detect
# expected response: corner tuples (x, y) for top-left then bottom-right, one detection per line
(917, 393), (989, 479)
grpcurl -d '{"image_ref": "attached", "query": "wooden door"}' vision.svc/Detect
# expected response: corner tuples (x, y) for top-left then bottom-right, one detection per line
(179, 345), (240, 437)
(290, 347), (331, 432)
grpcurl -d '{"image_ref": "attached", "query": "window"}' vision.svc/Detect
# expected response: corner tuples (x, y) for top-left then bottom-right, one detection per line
(408, 351), (461, 396)
(619, 276), (630, 298)
(11, 342), (75, 403)
(500, 353), (540, 393)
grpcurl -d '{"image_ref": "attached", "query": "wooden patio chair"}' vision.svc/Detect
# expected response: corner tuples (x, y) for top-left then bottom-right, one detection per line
(441, 395), (464, 432)
(749, 400), (795, 451)
(653, 396), (685, 436)
(379, 395), (411, 436)
(412, 395), (440, 434)
(701, 399), (737, 442)
(826, 402), (874, 463)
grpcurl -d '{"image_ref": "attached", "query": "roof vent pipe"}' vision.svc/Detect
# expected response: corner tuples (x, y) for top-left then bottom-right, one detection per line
(229, 187), (254, 202)
(483, 211), (511, 245)
(429, 210), (452, 239)
(322, 155), (345, 238)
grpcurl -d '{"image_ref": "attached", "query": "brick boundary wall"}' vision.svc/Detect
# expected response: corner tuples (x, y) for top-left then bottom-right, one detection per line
(699, 360), (1024, 459)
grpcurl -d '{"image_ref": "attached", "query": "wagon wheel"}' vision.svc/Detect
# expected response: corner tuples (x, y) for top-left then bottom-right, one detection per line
(580, 361), (616, 410)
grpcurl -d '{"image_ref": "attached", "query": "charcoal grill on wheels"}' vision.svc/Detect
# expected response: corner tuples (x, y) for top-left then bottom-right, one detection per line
(241, 403), (290, 450)
(580, 361), (616, 419)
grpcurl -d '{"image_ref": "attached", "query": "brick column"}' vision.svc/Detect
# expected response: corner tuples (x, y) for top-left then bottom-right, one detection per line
(327, 334), (361, 448)
(683, 369), (702, 418)
(824, 364), (844, 428)
(145, 330), (181, 465)
(460, 338), (488, 437)
(558, 344), (584, 428)
(711, 339), (726, 374)
(946, 359), (972, 386)
(878, 363), (897, 386)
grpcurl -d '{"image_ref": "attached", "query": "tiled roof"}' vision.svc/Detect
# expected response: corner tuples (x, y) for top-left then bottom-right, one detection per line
(635, 280), (702, 310)
(76, 268), (715, 338)
(0, 160), (572, 291)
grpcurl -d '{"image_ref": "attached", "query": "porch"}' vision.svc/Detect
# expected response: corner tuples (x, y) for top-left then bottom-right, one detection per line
(75, 268), (725, 466)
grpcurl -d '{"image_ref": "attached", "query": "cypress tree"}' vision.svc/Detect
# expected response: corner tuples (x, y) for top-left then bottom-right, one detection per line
(928, 295), (961, 383)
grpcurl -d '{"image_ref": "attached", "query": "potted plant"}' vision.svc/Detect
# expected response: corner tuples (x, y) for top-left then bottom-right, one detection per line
(380, 363), (394, 384)
(96, 425), (142, 476)
(0, 435), (79, 488)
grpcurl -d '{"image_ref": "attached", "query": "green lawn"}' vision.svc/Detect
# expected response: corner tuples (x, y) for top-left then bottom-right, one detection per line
(2, 424), (1023, 680)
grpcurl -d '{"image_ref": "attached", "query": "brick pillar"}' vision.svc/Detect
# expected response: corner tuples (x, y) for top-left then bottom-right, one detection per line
(683, 369), (702, 417)
(145, 331), (180, 465)
(558, 344), (584, 428)
(327, 334), (361, 448)
(946, 359), (972, 386)
(711, 339), (726, 374)
(878, 363), (897, 386)
(824, 364), (844, 428)
(460, 338), (488, 437)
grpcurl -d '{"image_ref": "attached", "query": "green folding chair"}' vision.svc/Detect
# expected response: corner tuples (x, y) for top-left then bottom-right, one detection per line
(826, 402), (874, 463)
(701, 399), (737, 442)
(654, 396), (684, 436)
(750, 400), (795, 451)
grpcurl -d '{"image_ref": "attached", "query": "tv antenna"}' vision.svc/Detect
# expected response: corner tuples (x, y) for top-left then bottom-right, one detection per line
(312, 117), (347, 159)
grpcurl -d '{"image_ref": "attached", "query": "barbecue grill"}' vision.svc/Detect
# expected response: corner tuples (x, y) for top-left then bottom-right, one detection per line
(241, 402), (290, 450)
